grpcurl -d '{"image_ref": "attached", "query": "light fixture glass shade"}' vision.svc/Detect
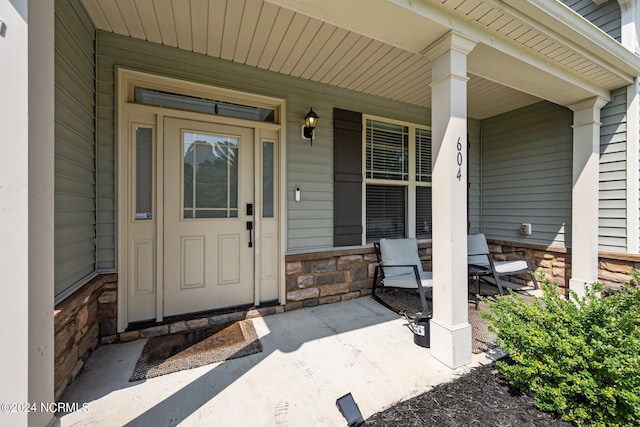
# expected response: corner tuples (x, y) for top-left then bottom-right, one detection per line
(304, 108), (319, 129)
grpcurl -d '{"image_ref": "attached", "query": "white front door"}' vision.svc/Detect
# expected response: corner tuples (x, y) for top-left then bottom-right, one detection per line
(163, 118), (255, 317)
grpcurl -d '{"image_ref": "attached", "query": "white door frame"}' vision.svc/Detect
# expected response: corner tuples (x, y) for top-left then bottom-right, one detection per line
(116, 68), (286, 331)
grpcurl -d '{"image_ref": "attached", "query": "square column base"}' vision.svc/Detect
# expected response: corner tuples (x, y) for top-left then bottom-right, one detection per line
(569, 278), (591, 299)
(429, 318), (472, 368)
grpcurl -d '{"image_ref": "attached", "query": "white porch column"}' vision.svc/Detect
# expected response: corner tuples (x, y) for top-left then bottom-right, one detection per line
(618, 0), (639, 53)
(424, 31), (477, 368)
(569, 97), (608, 298)
(619, 1), (640, 253)
(0, 1), (56, 426)
(626, 79), (640, 254)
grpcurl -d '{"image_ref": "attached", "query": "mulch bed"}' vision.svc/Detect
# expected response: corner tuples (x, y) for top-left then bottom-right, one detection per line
(366, 361), (574, 426)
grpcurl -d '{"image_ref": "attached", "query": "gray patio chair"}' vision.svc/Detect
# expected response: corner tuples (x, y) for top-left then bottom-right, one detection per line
(467, 233), (538, 295)
(372, 237), (432, 319)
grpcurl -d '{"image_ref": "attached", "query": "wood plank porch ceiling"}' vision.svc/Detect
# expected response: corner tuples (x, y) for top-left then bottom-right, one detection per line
(81, 0), (631, 119)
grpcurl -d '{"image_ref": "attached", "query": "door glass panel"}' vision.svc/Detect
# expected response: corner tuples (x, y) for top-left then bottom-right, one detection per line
(135, 127), (153, 220)
(262, 141), (274, 218)
(183, 132), (238, 219)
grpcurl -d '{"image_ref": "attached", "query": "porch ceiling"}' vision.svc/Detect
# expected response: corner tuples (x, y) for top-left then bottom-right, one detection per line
(81, 0), (638, 119)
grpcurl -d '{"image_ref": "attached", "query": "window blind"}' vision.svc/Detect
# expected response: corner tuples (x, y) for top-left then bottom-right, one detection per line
(416, 128), (432, 183)
(416, 186), (432, 239)
(365, 120), (409, 181)
(366, 185), (406, 242)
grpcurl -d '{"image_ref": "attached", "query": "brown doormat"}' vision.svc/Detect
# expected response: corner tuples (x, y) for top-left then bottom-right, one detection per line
(373, 287), (499, 354)
(130, 319), (262, 381)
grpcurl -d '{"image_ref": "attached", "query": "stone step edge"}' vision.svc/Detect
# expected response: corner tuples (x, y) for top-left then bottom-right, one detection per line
(103, 305), (285, 344)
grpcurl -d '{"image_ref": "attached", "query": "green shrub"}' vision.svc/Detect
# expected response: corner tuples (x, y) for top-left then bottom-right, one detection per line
(481, 275), (640, 427)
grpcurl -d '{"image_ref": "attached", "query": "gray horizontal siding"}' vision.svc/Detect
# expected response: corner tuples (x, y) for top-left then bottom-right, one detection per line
(599, 87), (627, 252)
(561, 0), (621, 42)
(468, 118), (481, 234)
(54, 0), (96, 302)
(480, 102), (573, 247)
(97, 31), (429, 254)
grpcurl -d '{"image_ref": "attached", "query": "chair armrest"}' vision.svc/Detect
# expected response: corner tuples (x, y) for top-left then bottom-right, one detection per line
(379, 263), (422, 268)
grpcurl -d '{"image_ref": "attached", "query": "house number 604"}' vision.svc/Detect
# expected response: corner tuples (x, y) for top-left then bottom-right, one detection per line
(456, 137), (463, 181)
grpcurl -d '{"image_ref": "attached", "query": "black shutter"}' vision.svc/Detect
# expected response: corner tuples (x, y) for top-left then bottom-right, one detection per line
(334, 108), (363, 246)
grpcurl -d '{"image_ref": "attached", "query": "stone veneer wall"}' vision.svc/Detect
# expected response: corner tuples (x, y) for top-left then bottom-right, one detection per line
(488, 239), (570, 291)
(54, 273), (117, 401)
(489, 239), (639, 294)
(284, 244), (432, 308)
(598, 251), (640, 290)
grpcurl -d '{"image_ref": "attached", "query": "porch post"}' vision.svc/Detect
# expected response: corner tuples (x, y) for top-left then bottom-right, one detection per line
(569, 97), (608, 297)
(0, 1), (56, 426)
(424, 31), (477, 368)
(619, 0), (640, 253)
(626, 79), (640, 254)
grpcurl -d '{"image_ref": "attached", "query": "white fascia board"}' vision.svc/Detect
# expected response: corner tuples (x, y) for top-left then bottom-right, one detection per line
(391, 0), (613, 101)
(506, 0), (640, 77)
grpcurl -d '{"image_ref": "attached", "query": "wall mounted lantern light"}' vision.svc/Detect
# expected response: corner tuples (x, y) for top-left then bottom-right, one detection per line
(301, 108), (319, 146)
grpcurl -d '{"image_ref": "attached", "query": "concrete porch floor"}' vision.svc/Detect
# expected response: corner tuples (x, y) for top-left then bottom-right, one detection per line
(58, 297), (499, 426)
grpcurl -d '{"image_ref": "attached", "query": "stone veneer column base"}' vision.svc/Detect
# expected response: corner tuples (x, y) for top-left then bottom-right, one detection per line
(54, 274), (117, 401)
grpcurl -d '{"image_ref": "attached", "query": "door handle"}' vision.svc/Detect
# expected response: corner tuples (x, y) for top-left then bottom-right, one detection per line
(246, 221), (253, 248)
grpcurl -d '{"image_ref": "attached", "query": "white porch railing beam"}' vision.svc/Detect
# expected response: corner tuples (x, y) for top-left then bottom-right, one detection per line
(569, 96), (609, 297)
(425, 31), (477, 369)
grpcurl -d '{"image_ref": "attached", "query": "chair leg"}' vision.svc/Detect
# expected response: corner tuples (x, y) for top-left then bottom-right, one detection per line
(493, 272), (505, 295)
(530, 272), (539, 289)
(372, 266), (379, 297)
(525, 256), (539, 289)
(370, 266), (400, 314)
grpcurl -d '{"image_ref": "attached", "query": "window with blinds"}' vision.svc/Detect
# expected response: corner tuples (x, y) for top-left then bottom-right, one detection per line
(364, 117), (431, 243)
(366, 185), (406, 241)
(365, 120), (409, 181)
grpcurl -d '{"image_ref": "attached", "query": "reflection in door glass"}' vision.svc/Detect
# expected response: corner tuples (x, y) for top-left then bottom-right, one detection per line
(262, 141), (274, 218)
(136, 127), (153, 220)
(183, 132), (238, 218)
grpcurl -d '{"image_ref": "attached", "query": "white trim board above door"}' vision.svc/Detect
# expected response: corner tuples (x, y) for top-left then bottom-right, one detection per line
(116, 69), (285, 331)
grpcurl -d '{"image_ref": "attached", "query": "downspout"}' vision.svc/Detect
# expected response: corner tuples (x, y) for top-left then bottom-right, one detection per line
(479, 122), (483, 233)
(94, 28), (100, 271)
